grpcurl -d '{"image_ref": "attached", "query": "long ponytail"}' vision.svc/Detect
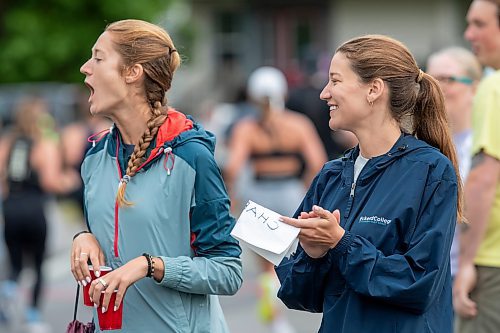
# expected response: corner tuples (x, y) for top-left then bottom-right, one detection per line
(414, 72), (464, 222)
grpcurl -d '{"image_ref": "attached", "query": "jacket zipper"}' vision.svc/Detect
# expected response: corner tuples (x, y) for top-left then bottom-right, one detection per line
(344, 181), (357, 220)
(350, 182), (356, 198)
(342, 181), (360, 230)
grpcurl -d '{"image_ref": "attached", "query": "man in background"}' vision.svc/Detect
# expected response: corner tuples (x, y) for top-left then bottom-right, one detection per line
(453, 1), (500, 332)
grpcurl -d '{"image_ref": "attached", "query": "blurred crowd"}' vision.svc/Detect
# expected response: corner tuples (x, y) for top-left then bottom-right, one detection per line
(0, 92), (110, 332)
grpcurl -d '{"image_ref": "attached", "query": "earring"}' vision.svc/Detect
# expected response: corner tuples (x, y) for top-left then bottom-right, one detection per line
(368, 100), (374, 107)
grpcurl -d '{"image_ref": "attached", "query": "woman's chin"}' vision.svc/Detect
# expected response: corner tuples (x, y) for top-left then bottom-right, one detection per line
(89, 105), (99, 116)
(329, 120), (341, 131)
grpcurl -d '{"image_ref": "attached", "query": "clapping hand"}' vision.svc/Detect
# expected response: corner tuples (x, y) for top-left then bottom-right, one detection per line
(279, 205), (345, 258)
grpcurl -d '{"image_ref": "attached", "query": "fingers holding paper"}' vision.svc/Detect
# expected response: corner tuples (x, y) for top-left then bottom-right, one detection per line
(279, 205), (345, 258)
(297, 210), (318, 219)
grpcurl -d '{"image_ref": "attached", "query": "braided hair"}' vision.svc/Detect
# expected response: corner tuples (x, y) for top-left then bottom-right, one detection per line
(105, 19), (181, 207)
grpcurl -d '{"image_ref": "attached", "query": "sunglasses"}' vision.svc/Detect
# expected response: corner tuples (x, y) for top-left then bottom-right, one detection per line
(433, 75), (474, 85)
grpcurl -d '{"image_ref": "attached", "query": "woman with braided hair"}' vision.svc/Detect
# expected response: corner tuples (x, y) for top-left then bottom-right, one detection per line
(70, 19), (242, 332)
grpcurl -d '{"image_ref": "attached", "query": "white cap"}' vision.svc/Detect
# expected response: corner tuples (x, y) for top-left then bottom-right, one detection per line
(247, 66), (288, 111)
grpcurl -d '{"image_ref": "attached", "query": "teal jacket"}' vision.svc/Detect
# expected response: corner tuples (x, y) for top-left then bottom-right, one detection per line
(81, 110), (242, 332)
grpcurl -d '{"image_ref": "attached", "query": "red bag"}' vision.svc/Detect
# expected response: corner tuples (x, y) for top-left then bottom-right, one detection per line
(66, 285), (95, 333)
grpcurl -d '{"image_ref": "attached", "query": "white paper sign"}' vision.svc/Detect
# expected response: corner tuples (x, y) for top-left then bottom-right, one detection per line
(231, 200), (300, 265)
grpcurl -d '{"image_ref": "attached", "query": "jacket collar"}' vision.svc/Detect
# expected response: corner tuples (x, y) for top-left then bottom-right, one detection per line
(342, 133), (433, 183)
(106, 109), (194, 171)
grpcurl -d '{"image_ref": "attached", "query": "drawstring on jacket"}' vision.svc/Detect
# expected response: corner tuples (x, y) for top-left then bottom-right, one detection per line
(163, 147), (175, 176)
(87, 126), (113, 147)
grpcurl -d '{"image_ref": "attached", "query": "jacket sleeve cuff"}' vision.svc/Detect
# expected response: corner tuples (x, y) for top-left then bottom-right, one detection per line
(156, 256), (183, 288)
(330, 231), (353, 261)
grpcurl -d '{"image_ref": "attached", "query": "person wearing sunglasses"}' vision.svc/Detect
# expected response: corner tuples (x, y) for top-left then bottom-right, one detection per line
(426, 46), (482, 322)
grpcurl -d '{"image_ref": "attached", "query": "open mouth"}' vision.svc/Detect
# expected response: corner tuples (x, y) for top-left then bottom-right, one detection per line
(84, 81), (95, 99)
(329, 105), (338, 111)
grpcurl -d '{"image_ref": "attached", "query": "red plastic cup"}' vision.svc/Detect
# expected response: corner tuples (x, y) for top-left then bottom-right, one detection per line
(83, 265), (112, 306)
(97, 290), (123, 330)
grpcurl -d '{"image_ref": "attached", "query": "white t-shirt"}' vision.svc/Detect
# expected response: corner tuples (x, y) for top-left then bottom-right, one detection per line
(354, 154), (370, 183)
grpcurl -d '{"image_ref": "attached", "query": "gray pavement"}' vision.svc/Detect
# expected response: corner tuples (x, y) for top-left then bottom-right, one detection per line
(0, 199), (321, 333)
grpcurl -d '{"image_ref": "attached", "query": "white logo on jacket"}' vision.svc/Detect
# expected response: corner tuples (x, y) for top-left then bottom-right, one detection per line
(359, 215), (392, 225)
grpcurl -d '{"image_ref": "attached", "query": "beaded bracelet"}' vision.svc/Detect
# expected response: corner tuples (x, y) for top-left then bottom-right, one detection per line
(151, 256), (156, 278)
(142, 253), (153, 278)
(72, 230), (91, 241)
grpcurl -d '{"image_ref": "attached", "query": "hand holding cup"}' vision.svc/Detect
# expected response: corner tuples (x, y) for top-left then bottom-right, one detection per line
(71, 232), (106, 286)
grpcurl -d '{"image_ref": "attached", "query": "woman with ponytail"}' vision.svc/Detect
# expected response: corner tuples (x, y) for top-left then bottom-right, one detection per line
(70, 19), (242, 332)
(275, 35), (461, 333)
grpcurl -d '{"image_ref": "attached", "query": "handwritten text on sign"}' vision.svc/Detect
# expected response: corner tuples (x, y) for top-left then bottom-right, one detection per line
(243, 201), (279, 230)
(231, 200), (300, 265)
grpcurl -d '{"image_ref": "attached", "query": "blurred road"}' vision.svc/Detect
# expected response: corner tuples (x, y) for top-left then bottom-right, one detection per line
(0, 199), (321, 333)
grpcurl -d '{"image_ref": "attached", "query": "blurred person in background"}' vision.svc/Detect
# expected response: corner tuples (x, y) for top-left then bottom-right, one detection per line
(453, 1), (500, 332)
(276, 34), (463, 333)
(71, 19), (242, 332)
(224, 66), (327, 333)
(61, 89), (111, 218)
(426, 47), (482, 282)
(224, 66), (327, 211)
(0, 96), (81, 327)
(201, 84), (258, 169)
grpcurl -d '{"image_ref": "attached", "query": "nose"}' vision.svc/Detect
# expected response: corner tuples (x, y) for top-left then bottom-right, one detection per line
(320, 84), (330, 101)
(80, 59), (91, 75)
(464, 25), (474, 42)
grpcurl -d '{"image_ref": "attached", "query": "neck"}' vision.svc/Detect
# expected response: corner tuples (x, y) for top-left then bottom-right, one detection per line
(112, 104), (151, 145)
(355, 121), (402, 158)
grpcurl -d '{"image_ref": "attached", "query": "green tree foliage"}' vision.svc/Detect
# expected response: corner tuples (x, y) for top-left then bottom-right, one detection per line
(0, 0), (171, 83)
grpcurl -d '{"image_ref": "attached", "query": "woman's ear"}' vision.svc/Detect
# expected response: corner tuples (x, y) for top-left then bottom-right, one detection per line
(124, 64), (144, 84)
(367, 78), (385, 105)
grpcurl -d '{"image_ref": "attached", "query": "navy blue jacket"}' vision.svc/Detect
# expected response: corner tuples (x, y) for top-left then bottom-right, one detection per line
(276, 134), (457, 333)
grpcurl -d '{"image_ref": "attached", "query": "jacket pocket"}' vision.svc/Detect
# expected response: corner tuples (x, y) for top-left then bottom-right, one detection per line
(171, 290), (190, 332)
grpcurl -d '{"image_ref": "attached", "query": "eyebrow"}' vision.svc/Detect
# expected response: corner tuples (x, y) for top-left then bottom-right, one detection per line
(329, 72), (341, 79)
